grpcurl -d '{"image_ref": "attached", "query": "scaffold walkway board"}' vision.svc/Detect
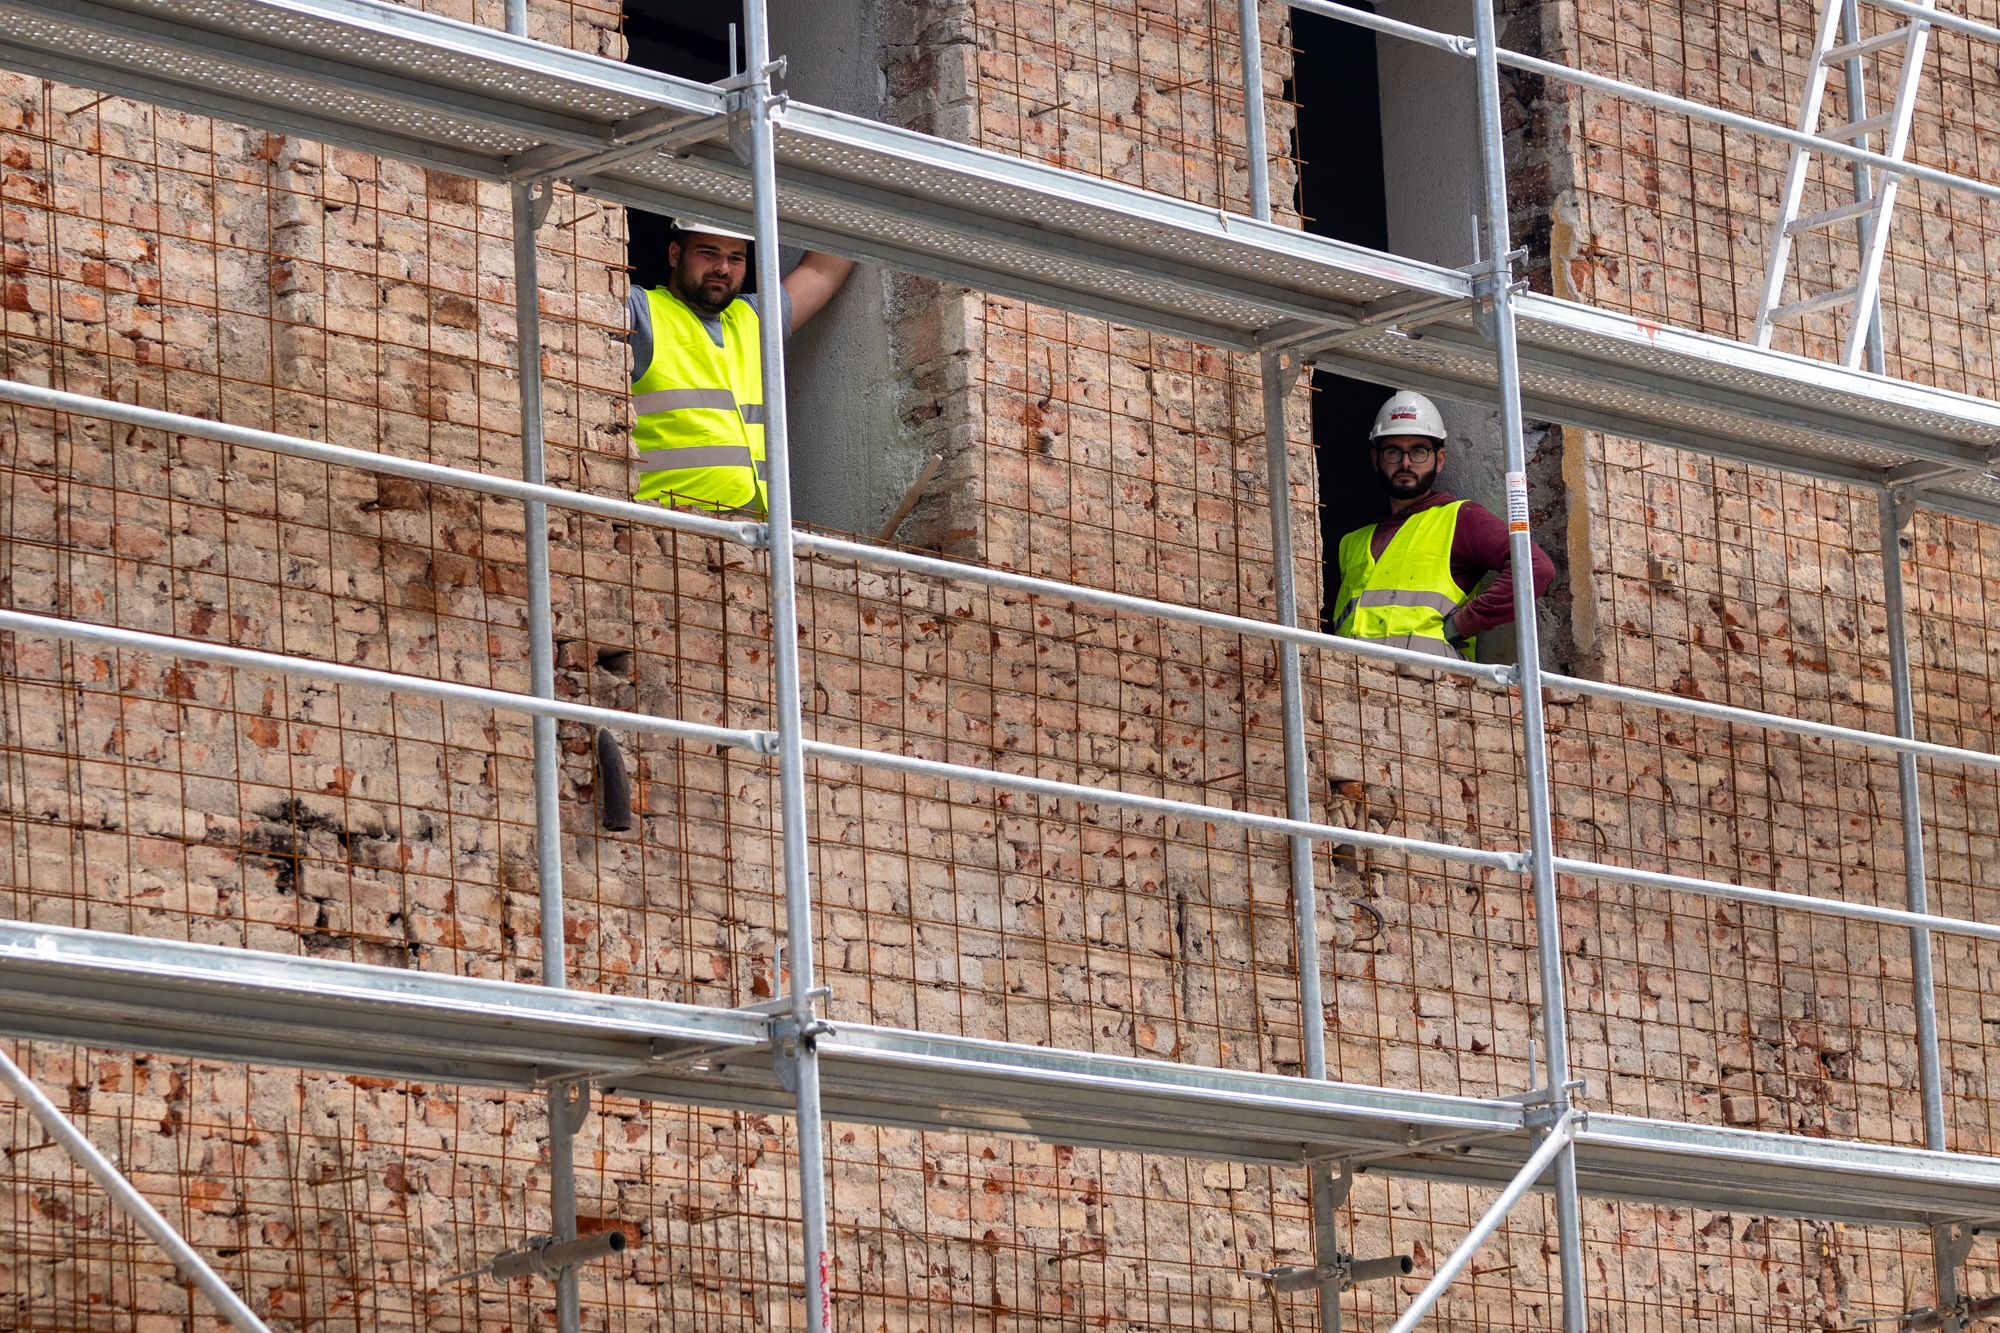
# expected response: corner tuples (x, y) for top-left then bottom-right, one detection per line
(6, 920), (1999, 1231)
(7, 0), (2000, 523)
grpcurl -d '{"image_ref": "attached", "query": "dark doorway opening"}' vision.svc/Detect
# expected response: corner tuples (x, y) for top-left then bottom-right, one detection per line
(620, 2), (745, 291)
(1289, 4), (1392, 621)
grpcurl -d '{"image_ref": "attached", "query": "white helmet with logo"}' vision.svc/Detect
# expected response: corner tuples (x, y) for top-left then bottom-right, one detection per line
(671, 217), (757, 242)
(1368, 390), (1448, 443)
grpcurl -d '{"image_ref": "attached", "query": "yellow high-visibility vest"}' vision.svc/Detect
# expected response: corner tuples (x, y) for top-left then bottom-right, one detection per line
(1332, 502), (1474, 660)
(630, 286), (766, 513)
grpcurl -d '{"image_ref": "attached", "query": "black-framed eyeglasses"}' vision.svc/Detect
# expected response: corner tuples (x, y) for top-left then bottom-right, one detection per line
(1376, 443), (1436, 465)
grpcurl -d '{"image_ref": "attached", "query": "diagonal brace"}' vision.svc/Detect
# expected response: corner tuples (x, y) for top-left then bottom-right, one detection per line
(0, 1044), (275, 1333)
(1386, 1109), (1580, 1333)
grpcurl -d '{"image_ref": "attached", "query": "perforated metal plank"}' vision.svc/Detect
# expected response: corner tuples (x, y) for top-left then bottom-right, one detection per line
(610, 1023), (1527, 1166)
(10, 0), (2000, 503)
(0, 0), (1463, 351)
(10, 921), (2000, 1223)
(581, 107), (1458, 349)
(0, 920), (767, 1086)
(1374, 1113), (2000, 1230)
(1316, 291), (2000, 521)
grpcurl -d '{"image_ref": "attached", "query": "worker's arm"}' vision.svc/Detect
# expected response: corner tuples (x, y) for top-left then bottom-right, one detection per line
(1447, 502), (1556, 637)
(780, 252), (856, 331)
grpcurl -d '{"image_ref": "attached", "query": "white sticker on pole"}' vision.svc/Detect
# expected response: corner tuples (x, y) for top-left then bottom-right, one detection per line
(1506, 471), (1530, 534)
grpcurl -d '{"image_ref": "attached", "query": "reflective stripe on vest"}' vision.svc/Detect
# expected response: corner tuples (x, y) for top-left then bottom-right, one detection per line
(629, 287), (767, 512)
(1332, 502), (1473, 661)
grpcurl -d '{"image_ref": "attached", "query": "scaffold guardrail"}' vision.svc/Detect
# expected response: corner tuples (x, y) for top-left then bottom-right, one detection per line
(0, 0), (1995, 1328)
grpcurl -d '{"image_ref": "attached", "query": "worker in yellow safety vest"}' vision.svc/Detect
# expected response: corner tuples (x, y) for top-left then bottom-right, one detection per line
(1332, 390), (1554, 661)
(626, 220), (854, 513)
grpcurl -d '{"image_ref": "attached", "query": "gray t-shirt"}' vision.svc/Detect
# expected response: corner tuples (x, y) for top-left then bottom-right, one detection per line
(626, 286), (793, 384)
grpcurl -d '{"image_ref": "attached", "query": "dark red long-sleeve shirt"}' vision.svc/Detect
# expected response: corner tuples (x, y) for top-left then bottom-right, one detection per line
(1362, 490), (1556, 638)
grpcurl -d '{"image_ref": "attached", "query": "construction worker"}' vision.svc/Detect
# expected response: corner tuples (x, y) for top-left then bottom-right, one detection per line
(1331, 390), (1554, 661)
(625, 220), (853, 513)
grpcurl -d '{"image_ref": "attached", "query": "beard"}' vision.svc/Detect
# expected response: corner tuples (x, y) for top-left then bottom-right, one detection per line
(1381, 466), (1439, 501)
(669, 263), (743, 317)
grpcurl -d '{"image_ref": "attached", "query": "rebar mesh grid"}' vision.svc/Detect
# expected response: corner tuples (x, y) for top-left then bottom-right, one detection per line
(1555, 433), (1995, 1154)
(4, 0), (2000, 1329)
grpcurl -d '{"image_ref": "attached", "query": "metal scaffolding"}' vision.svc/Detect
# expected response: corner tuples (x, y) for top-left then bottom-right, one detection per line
(2, 0), (2000, 1329)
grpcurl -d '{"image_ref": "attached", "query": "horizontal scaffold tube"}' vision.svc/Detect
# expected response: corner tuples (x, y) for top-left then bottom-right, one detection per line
(1543, 670), (2000, 773)
(799, 738), (1526, 873)
(8, 607), (2000, 948)
(12, 384), (1998, 789)
(0, 608), (769, 754)
(0, 378), (758, 547)
(1550, 854), (2000, 946)
(1287, 0), (2000, 210)
(791, 531), (1511, 685)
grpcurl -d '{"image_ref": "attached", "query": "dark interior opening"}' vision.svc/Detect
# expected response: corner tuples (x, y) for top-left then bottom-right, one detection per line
(1289, 4), (1392, 620)
(619, 2), (745, 292)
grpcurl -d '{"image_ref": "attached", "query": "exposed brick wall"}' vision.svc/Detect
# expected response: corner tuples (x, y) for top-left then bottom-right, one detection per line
(4, 0), (1997, 1326)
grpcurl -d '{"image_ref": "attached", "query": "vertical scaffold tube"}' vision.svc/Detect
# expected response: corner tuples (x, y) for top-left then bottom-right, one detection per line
(1238, 0), (1318, 1083)
(1261, 352), (1325, 1081)
(510, 179), (579, 1333)
(1470, 0), (1585, 1327)
(742, 4), (833, 1332)
(1881, 489), (1957, 1310)
(1879, 491), (1946, 1155)
(1237, 0), (1272, 219)
(505, 3), (575, 1311)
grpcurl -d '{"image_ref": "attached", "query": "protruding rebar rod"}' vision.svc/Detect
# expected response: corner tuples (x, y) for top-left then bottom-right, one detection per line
(1238, 0), (1272, 219)
(0, 1044), (276, 1333)
(741, 3), (832, 1331)
(1262, 351), (1325, 1081)
(1471, 0), (1585, 1326)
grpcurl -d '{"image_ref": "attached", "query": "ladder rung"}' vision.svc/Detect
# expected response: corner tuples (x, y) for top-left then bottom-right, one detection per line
(1771, 286), (1860, 321)
(1786, 197), (1885, 235)
(1825, 110), (1897, 141)
(1823, 25), (1914, 65)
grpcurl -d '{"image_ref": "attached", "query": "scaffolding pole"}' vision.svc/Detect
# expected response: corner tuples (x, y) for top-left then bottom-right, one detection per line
(511, 172), (581, 1333)
(505, 0), (577, 1310)
(740, 3), (833, 1329)
(1238, 0), (1272, 220)
(1237, 0), (1323, 1087)
(1262, 351), (1326, 1083)
(0, 1044), (277, 1333)
(1881, 488), (1958, 1314)
(1471, 0), (1585, 1326)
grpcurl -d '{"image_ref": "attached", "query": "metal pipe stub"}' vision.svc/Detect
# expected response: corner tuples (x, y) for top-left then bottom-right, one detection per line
(596, 729), (634, 831)
(1262, 1254), (1413, 1293)
(447, 1230), (628, 1284)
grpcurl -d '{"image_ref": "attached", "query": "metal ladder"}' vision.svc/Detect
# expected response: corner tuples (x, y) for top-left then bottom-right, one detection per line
(1753, 0), (1936, 371)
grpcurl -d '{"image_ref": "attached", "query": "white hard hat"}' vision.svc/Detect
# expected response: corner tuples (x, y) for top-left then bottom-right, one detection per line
(671, 218), (757, 243)
(1369, 390), (1448, 443)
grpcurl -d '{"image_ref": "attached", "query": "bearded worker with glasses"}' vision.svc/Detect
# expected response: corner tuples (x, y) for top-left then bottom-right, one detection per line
(1331, 391), (1554, 662)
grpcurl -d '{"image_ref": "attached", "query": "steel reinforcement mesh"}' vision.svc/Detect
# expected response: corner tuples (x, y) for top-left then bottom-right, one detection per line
(0, 0), (1996, 1327)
